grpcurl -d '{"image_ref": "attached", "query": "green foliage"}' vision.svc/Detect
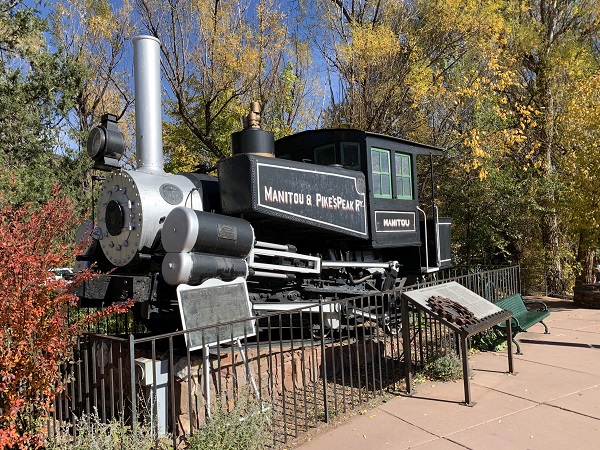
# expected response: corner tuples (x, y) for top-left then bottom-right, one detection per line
(315, 0), (600, 293)
(420, 354), (464, 382)
(0, 0), (88, 215)
(186, 394), (271, 450)
(470, 329), (507, 352)
(0, 1), (84, 163)
(0, 149), (92, 224)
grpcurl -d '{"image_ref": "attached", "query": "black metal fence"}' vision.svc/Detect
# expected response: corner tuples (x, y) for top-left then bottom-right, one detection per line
(48, 266), (520, 448)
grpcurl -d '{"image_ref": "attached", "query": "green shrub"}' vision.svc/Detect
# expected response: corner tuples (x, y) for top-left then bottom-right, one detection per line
(47, 411), (170, 450)
(421, 354), (464, 382)
(186, 394), (271, 450)
(471, 329), (507, 352)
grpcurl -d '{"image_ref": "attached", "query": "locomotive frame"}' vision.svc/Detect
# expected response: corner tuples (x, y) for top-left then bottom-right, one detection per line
(75, 36), (452, 335)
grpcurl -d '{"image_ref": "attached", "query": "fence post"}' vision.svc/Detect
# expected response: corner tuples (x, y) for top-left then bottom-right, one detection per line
(401, 294), (413, 395)
(319, 299), (329, 423)
(129, 334), (137, 431)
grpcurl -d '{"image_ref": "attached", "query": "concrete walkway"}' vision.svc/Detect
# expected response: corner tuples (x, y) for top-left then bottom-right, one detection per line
(299, 298), (600, 449)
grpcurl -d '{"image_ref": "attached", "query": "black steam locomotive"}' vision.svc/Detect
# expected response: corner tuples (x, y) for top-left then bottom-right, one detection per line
(75, 36), (451, 335)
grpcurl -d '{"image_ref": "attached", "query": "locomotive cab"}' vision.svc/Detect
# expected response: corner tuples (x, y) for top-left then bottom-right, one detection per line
(274, 129), (452, 274)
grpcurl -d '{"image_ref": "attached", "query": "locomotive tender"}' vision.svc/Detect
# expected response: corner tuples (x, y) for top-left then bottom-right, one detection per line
(76, 36), (451, 334)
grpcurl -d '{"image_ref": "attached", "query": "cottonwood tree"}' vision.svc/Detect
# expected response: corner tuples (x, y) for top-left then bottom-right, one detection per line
(558, 72), (600, 283)
(132, 0), (312, 172)
(495, 0), (600, 294)
(51, 0), (135, 159)
(316, 0), (532, 264)
(312, 0), (417, 134)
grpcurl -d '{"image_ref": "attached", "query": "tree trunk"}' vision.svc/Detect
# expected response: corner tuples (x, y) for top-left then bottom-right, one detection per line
(541, 209), (563, 295)
(576, 230), (596, 285)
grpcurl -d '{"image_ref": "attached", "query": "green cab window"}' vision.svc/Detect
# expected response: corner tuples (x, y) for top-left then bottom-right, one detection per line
(371, 147), (392, 198)
(395, 152), (413, 200)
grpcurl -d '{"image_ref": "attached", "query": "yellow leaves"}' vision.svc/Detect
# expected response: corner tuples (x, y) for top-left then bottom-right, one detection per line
(165, 144), (200, 174)
(407, 58), (433, 105)
(460, 129), (491, 180)
(558, 70), (600, 227)
(348, 22), (400, 61)
(496, 102), (539, 148)
(338, 22), (401, 82)
(193, 1), (258, 78)
(83, 0), (114, 35)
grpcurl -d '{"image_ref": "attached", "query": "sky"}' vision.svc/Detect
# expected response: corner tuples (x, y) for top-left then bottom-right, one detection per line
(22, 0), (338, 155)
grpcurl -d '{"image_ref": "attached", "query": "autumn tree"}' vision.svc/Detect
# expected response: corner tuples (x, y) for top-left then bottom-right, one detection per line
(51, 0), (135, 147)
(49, 0), (136, 216)
(132, 0), (313, 172)
(312, 0), (417, 134)
(494, 0), (600, 294)
(558, 72), (600, 283)
(315, 1), (529, 263)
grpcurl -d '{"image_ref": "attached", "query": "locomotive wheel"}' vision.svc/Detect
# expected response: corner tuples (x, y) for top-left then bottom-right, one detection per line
(308, 321), (332, 340)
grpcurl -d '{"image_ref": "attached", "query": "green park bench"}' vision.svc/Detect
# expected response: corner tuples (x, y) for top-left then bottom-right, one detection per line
(493, 293), (550, 354)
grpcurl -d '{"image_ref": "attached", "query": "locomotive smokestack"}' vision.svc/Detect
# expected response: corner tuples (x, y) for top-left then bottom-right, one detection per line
(133, 35), (164, 173)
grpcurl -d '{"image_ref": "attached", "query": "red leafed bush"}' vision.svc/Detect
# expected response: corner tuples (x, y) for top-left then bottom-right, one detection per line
(0, 185), (132, 449)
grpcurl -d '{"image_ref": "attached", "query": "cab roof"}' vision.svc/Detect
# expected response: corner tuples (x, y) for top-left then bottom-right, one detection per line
(275, 129), (446, 156)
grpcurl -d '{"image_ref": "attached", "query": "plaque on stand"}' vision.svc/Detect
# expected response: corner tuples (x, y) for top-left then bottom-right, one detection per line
(401, 282), (515, 405)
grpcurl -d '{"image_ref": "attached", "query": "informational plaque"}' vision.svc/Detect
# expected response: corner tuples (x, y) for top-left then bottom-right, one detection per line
(401, 281), (515, 406)
(403, 281), (502, 320)
(177, 277), (255, 350)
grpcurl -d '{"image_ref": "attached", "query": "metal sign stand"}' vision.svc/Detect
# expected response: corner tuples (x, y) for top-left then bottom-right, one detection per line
(202, 338), (263, 419)
(236, 338), (261, 402)
(401, 289), (514, 406)
(203, 345), (211, 418)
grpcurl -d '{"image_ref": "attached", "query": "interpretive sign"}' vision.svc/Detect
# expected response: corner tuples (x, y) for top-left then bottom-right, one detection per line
(401, 281), (514, 405)
(402, 281), (502, 320)
(177, 277), (255, 350)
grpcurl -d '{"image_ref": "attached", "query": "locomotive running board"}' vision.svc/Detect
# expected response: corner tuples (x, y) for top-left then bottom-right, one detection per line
(252, 301), (342, 329)
(252, 302), (339, 312)
(248, 248), (321, 274)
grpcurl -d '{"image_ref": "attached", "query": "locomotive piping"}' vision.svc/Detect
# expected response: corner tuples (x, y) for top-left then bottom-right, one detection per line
(133, 35), (164, 174)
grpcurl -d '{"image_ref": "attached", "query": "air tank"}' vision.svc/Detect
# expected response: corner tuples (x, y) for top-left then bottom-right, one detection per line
(161, 207), (255, 257)
(162, 253), (248, 286)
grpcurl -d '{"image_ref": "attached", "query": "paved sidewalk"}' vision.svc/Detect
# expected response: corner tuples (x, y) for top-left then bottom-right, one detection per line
(299, 298), (600, 449)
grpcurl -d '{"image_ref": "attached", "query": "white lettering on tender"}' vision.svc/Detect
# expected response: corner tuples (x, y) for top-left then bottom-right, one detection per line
(315, 193), (362, 212)
(264, 186), (304, 205)
(263, 186), (363, 213)
(383, 218), (411, 228)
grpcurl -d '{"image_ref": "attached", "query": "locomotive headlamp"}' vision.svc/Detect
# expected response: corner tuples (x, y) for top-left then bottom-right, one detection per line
(87, 113), (125, 171)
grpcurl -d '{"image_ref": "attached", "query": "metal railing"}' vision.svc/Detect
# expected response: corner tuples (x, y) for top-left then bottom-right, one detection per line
(48, 266), (520, 448)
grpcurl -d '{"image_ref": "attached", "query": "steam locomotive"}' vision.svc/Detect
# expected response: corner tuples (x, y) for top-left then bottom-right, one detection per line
(75, 36), (451, 335)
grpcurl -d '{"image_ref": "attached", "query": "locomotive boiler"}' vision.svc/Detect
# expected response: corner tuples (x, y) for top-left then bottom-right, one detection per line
(76, 35), (452, 334)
